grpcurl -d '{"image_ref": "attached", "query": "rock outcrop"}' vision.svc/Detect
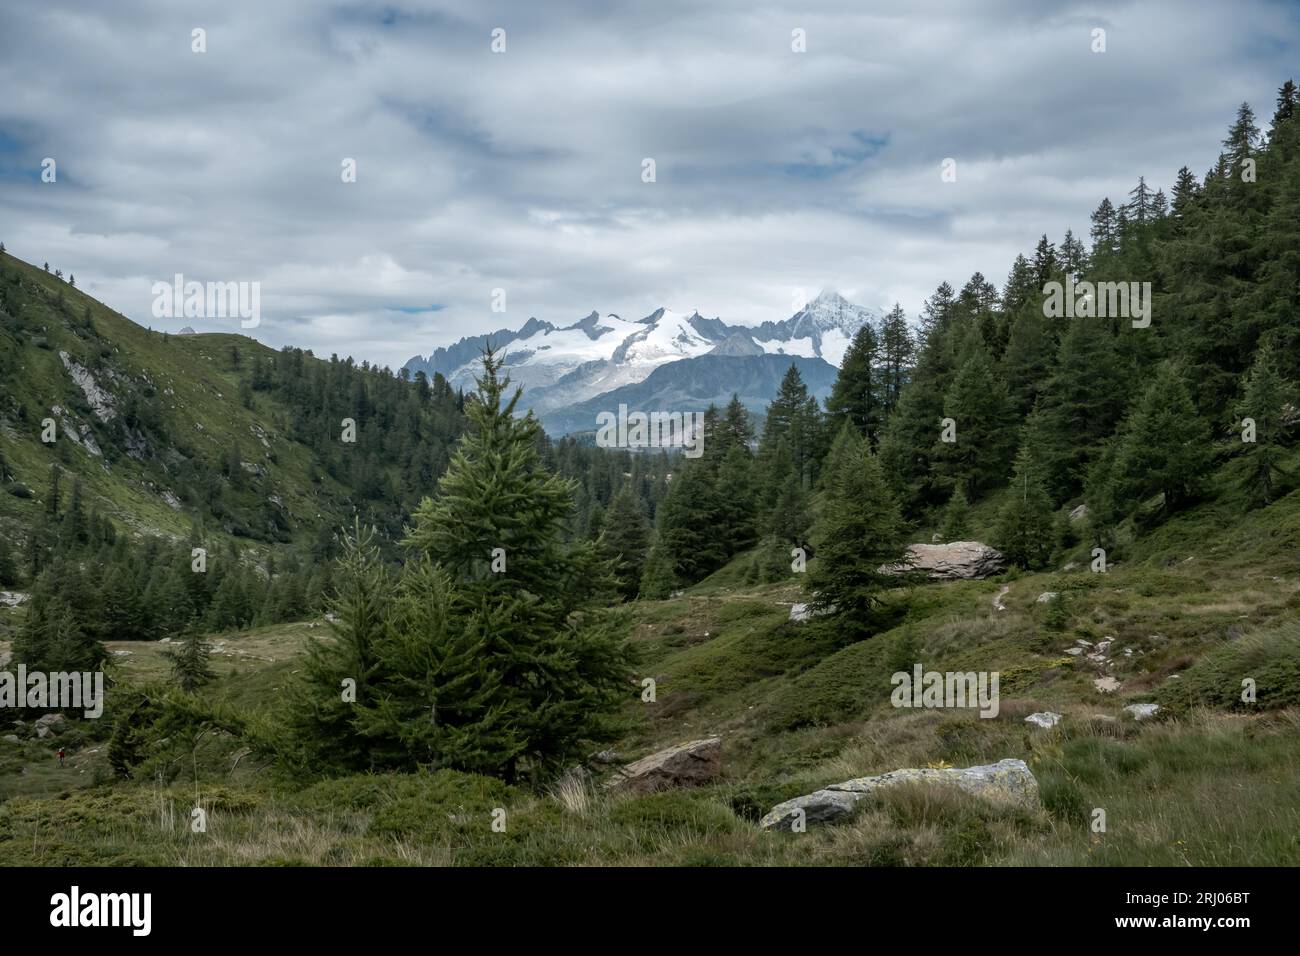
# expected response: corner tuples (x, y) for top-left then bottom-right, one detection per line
(35, 713), (68, 738)
(879, 542), (1006, 581)
(59, 351), (118, 423)
(610, 737), (722, 795)
(760, 758), (1039, 830)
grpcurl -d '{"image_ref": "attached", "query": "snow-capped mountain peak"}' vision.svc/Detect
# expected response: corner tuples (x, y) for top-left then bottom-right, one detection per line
(403, 292), (880, 420)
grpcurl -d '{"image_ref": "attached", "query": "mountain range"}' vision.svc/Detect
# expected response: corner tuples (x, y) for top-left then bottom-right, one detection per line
(403, 290), (878, 434)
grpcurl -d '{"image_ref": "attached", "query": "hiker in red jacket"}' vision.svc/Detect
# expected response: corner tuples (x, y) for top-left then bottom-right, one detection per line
(57, 747), (65, 767)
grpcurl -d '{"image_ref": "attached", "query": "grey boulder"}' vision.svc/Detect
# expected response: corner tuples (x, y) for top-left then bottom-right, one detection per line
(610, 737), (722, 795)
(879, 542), (1006, 581)
(761, 758), (1040, 831)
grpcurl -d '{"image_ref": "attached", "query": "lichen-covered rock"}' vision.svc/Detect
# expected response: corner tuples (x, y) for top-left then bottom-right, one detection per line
(760, 758), (1039, 831)
(879, 542), (1006, 581)
(1024, 712), (1062, 729)
(610, 737), (722, 795)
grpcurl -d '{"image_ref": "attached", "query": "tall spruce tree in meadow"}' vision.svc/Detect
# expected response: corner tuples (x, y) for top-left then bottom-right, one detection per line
(826, 320), (882, 442)
(165, 631), (215, 691)
(287, 523), (395, 773)
(1112, 362), (1213, 513)
(402, 349), (628, 779)
(807, 424), (902, 627)
(995, 441), (1055, 569)
(596, 486), (652, 600)
(1235, 342), (1295, 506)
(352, 556), (518, 775)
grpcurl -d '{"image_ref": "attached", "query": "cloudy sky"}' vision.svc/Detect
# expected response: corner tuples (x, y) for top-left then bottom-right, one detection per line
(1, 0), (1295, 369)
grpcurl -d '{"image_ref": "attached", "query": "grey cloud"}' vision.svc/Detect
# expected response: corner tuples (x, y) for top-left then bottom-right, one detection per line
(0, 0), (1294, 368)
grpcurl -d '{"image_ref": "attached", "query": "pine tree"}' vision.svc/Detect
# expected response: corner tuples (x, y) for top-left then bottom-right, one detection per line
(1033, 316), (1126, 499)
(1170, 166), (1201, 222)
(807, 424), (902, 627)
(1276, 79), (1298, 126)
(760, 364), (825, 490)
(1125, 176), (1154, 224)
(1151, 189), (1169, 219)
(638, 537), (677, 599)
(717, 393), (755, 452)
(826, 320), (882, 441)
(936, 340), (1014, 499)
(100, 565), (150, 640)
(654, 461), (727, 584)
(878, 304), (914, 414)
(596, 487), (651, 600)
(1032, 234), (1057, 286)
(1235, 342), (1295, 506)
(995, 442), (1055, 569)
(1090, 197), (1118, 256)
(940, 488), (970, 542)
(1059, 229), (1087, 278)
(165, 631), (215, 691)
(1112, 362), (1213, 513)
(715, 442), (758, 556)
(355, 557), (519, 774)
(1002, 301), (1056, 416)
(287, 522), (394, 772)
(1222, 102), (1261, 174)
(402, 349), (628, 779)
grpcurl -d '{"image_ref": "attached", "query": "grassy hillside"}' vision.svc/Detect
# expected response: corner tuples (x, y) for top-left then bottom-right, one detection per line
(4, 455), (1298, 866)
(0, 251), (460, 561)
